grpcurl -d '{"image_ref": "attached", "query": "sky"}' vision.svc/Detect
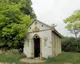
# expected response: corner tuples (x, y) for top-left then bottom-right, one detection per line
(31, 0), (80, 36)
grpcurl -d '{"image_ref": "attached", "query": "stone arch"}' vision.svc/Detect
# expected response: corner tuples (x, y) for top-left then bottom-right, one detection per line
(33, 34), (41, 57)
(33, 34), (40, 38)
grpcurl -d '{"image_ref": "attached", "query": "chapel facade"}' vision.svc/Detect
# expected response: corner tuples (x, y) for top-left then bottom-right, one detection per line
(23, 20), (62, 58)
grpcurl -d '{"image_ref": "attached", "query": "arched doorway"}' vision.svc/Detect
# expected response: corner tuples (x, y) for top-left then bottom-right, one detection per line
(33, 34), (40, 57)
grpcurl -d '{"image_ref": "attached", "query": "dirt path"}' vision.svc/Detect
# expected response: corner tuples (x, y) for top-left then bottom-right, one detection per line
(20, 57), (45, 63)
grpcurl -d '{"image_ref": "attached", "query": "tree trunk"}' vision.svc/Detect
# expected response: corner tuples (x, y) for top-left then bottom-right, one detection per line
(75, 33), (77, 39)
(74, 30), (78, 39)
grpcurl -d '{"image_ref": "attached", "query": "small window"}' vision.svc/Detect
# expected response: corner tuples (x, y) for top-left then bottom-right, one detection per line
(27, 40), (29, 47)
(42, 25), (43, 27)
(35, 21), (37, 25)
(30, 27), (31, 29)
(28, 40), (29, 42)
(44, 39), (47, 46)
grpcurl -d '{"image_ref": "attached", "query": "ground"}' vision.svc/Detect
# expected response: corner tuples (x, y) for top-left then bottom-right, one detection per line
(0, 51), (80, 64)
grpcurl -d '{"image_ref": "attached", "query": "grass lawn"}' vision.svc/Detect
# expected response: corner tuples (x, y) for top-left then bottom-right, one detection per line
(42, 52), (80, 64)
(0, 52), (80, 64)
(0, 50), (27, 64)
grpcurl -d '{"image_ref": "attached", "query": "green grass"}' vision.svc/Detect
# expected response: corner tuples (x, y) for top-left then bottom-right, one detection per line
(43, 52), (80, 64)
(0, 51), (27, 64)
(0, 52), (80, 64)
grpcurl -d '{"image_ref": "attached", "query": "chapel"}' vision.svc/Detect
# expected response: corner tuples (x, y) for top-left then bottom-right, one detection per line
(23, 20), (62, 58)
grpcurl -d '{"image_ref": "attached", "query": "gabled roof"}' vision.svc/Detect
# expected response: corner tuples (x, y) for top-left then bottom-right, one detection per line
(28, 19), (62, 38)
(52, 28), (62, 38)
(27, 19), (51, 28)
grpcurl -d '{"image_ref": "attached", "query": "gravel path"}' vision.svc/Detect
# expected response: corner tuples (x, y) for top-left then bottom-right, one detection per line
(20, 57), (45, 63)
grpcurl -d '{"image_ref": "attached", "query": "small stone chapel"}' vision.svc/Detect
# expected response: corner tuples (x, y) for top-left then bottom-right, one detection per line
(23, 20), (62, 58)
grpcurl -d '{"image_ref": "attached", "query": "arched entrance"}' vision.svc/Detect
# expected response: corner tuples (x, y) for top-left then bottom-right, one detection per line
(33, 34), (40, 57)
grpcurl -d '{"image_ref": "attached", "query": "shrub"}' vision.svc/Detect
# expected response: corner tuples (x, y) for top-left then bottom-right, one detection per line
(62, 37), (80, 52)
(20, 53), (26, 58)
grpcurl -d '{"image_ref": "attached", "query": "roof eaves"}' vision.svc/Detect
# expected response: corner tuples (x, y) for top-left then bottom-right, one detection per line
(52, 28), (62, 38)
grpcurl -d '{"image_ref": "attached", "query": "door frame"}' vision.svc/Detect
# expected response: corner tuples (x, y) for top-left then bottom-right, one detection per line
(32, 34), (42, 59)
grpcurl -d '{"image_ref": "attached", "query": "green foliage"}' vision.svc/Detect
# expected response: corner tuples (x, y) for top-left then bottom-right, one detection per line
(62, 37), (80, 52)
(0, 0), (36, 19)
(0, 0), (33, 49)
(64, 10), (80, 38)
(1, 51), (80, 64)
(0, 50), (27, 64)
(44, 52), (80, 64)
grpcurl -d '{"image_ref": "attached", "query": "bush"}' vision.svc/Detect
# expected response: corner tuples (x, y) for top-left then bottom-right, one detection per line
(20, 53), (26, 58)
(9, 49), (19, 53)
(9, 49), (26, 58)
(62, 37), (80, 52)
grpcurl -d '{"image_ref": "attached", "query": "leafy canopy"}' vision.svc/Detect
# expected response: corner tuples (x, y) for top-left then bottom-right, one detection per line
(64, 10), (80, 38)
(0, 0), (33, 49)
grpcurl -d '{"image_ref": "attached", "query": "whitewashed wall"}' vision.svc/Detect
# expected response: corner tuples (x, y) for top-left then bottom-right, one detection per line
(24, 34), (32, 57)
(23, 20), (61, 58)
(24, 30), (52, 58)
(52, 33), (61, 57)
(24, 21), (53, 58)
(28, 20), (50, 33)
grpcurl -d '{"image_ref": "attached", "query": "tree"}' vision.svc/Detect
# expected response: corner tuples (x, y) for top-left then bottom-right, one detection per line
(0, 0), (33, 49)
(0, 0), (36, 19)
(9, 0), (36, 19)
(61, 36), (80, 52)
(64, 10), (80, 39)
